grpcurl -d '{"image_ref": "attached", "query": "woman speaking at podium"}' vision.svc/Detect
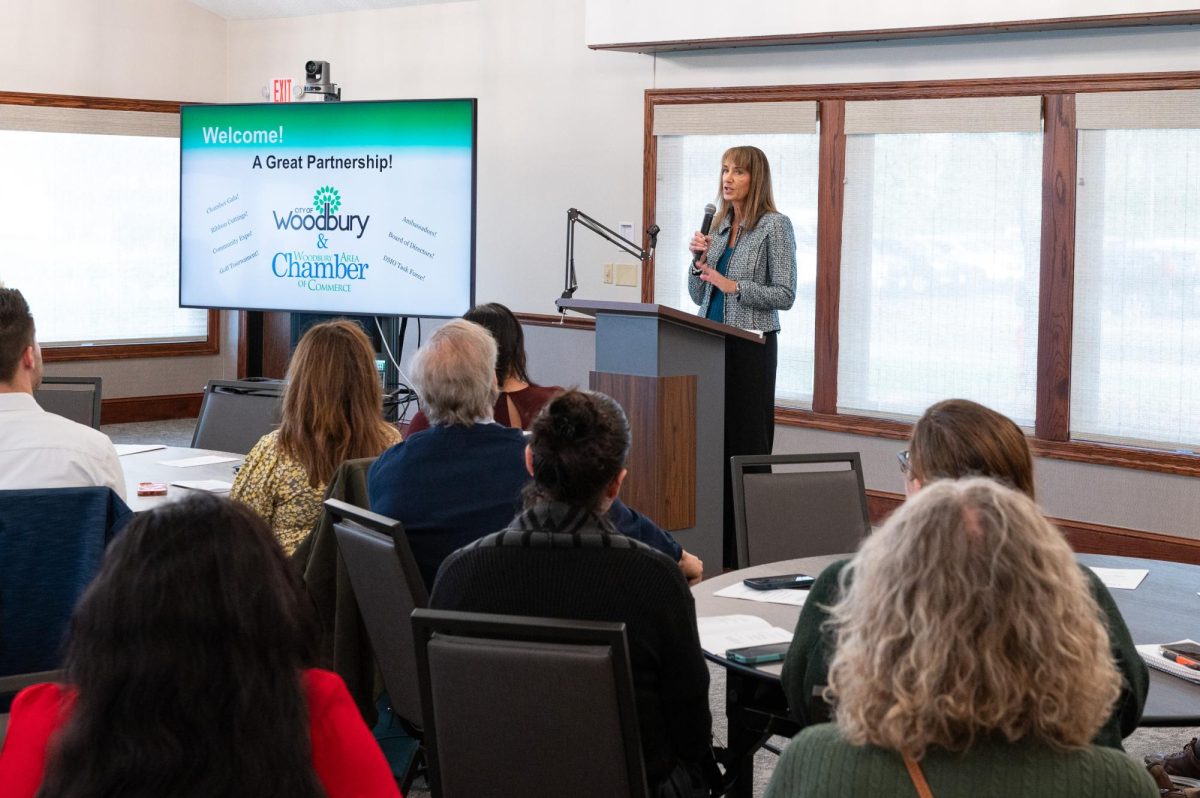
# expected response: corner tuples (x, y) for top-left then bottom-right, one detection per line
(689, 145), (796, 565)
(688, 145), (796, 453)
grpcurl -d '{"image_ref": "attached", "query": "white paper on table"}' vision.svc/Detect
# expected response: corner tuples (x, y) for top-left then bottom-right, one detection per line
(158, 455), (240, 468)
(114, 443), (167, 456)
(713, 581), (810, 607)
(170, 479), (233, 493)
(696, 614), (793, 655)
(1088, 566), (1149, 590)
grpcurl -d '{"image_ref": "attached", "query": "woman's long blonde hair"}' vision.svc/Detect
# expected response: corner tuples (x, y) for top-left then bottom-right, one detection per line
(826, 478), (1120, 759)
(278, 320), (397, 487)
(714, 145), (778, 231)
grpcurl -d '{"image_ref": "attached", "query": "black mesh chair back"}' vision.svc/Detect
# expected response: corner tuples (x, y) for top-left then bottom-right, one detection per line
(412, 609), (648, 798)
(190, 379), (284, 454)
(326, 499), (427, 731)
(34, 376), (102, 429)
(731, 452), (870, 568)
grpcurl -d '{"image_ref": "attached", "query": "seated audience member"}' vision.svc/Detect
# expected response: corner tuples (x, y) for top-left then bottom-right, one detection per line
(0, 287), (124, 498)
(781, 398), (1146, 749)
(431, 389), (715, 797)
(370, 319), (702, 588)
(406, 302), (560, 434)
(764, 479), (1157, 798)
(0, 493), (400, 798)
(232, 320), (401, 554)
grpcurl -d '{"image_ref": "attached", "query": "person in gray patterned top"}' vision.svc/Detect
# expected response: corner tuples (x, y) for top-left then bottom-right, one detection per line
(689, 145), (797, 565)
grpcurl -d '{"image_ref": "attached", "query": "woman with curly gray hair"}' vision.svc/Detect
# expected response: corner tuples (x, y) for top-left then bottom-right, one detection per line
(781, 399), (1147, 749)
(766, 478), (1156, 798)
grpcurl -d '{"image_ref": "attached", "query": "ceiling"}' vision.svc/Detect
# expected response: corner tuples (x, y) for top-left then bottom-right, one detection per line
(185, 0), (469, 21)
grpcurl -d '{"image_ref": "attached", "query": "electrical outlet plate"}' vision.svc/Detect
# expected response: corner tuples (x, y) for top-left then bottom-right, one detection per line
(615, 263), (638, 286)
(603, 263), (614, 284)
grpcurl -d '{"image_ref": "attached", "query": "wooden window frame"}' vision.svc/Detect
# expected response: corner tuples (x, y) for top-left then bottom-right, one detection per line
(0, 90), (219, 363)
(642, 71), (1200, 478)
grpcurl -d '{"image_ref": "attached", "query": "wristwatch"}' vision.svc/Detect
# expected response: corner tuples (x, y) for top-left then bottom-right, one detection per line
(732, 281), (741, 301)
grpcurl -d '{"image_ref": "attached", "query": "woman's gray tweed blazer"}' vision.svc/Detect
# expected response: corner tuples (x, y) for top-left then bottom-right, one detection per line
(687, 211), (797, 333)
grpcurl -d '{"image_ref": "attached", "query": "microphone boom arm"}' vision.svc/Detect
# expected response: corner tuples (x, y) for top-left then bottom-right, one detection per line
(561, 207), (660, 309)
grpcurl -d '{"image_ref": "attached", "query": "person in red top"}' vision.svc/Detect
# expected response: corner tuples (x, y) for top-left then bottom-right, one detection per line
(406, 302), (561, 434)
(0, 493), (401, 798)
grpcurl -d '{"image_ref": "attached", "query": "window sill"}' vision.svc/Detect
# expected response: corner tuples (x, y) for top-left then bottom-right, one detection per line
(776, 407), (1200, 478)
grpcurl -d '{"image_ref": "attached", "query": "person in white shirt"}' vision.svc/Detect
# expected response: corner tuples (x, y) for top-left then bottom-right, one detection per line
(0, 288), (125, 499)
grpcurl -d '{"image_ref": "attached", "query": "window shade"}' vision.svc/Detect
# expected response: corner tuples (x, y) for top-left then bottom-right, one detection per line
(1076, 90), (1200, 130)
(653, 102), (817, 136)
(0, 105), (178, 137)
(844, 97), (1042, 135)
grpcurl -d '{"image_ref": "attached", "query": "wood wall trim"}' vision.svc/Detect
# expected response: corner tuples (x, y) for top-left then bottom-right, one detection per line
(592, 11), (1200, 54)
(645, 72), (1200, 105)
(514, 311), (596, 331)
(1030, 438), (1200, 478)
(1036, 95), (1077, 441)
(0, 91), (183, 113)
(43, 311), (220, 363)
(812, 100), (845, 415)
(100, 392), (202, 425)
(865, 488), (1200, 565)
(776, 407), (1200, 477)
(776, 407), (912, 440)
(642, 91), (659, 303)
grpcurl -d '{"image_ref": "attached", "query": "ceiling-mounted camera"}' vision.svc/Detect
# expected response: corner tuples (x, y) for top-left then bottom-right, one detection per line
(302, 60), (341, 102)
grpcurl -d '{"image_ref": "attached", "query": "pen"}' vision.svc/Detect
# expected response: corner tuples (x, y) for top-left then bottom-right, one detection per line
(1160, 648), (1200, 670)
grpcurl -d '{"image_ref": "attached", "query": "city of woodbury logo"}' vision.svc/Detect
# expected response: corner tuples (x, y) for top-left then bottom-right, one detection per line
(270, 184), (371, 286)
(272, 185), (369, 238)
(314, 185), (341, 214)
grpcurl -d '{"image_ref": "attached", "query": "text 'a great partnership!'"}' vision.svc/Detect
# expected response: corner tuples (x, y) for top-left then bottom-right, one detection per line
(252, 154), (394, 172)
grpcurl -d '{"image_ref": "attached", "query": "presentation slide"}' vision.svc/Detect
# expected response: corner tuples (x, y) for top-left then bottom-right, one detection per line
(180, 100), (475, 317)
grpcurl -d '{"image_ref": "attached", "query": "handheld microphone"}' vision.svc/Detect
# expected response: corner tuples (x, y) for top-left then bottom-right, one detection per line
(691, 203), (717, 273)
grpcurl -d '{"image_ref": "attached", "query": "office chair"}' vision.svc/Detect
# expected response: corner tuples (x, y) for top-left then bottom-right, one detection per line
(327, 498), (428, 792)
(412, 609), (649, 798)
(190, 379), (284, 455)
(730, 452), (870, 569)
(0, 487), (131, 690)
(34, 376), (102, 429)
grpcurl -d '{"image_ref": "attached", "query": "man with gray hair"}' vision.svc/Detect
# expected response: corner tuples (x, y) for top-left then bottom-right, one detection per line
(370, 319), (701, 589)
(0, 287), (125, 497)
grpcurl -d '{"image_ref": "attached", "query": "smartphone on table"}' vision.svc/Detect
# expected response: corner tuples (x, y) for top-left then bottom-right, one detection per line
(726, 642), (790, 665)
(742, 573), (814, 591)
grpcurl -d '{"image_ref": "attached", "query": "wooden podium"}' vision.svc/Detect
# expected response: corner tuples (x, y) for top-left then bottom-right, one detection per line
(556, 299), (764, 571)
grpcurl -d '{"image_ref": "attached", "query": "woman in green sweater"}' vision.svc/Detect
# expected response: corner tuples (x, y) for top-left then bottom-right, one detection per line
(780, 399), (1147, 749)
(765, 478), (1157, 798)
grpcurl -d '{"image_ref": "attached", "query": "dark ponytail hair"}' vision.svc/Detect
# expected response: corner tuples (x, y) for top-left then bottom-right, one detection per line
(527, 389), (630, 511)
(36, 493), (325, 798)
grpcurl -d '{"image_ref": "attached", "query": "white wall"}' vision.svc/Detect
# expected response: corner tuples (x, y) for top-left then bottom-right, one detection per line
(3, 0), (237, 398)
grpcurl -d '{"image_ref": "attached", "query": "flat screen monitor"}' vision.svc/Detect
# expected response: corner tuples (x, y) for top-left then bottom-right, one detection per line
(179, 99), (476, 317)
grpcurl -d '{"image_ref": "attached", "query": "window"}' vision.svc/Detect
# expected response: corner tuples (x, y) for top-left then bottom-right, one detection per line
(652, 103), (820, 405)
(647, 77), (1200, 476)
(838, 97), (1043, 425)
(1072, 91), (1200, 450)
(0, 98), (212, 356)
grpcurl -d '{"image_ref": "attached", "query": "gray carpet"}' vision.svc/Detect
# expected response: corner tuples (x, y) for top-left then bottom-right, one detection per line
(99, 419), (1199, 794)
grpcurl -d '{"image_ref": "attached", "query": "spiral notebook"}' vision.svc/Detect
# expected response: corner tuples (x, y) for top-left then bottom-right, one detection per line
(1136, 639), (1200, 685)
